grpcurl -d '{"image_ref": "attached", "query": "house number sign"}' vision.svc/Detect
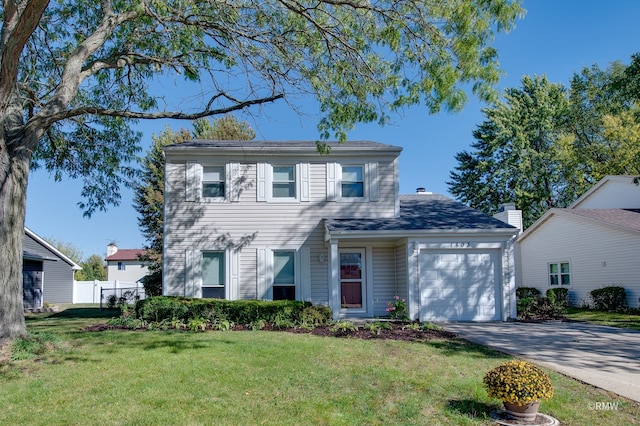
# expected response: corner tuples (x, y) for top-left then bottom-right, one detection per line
(447, 242), (471, 248)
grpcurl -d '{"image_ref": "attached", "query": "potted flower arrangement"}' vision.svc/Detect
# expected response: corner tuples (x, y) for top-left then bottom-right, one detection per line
(483, 360), (554, 422)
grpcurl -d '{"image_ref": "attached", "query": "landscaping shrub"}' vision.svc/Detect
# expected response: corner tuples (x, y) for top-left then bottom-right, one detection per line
(300, 305), (333, 326)
(134, 296), (314, 325)
(590, 286), (627, 311)
(516, 287), (541, 300)
(546, 288), (569, 308)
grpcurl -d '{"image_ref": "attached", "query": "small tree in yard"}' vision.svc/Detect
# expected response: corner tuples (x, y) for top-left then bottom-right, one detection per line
(0, 0), (523, 339)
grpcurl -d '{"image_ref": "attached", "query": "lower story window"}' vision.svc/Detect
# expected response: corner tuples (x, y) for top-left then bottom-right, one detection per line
(273, 251), (295, 300)
(549, 262), (570, 286)
(203, 251), (225, 298)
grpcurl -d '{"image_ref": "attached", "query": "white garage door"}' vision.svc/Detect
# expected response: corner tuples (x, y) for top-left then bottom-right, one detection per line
(419, 250), (500, 321)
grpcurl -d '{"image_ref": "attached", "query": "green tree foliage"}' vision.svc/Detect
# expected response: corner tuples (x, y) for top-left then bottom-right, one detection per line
(1, 0), (523, 338)
(134, 115), (255, 296)
(449, 54), (640, 228)
(448, 75), (570, 227)
(44, 238), (84, 265)
(75, 255), (107, 281)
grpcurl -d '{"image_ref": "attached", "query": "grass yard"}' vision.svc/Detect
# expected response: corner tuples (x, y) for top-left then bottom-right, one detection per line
(565, 307), (640, 331)
(1, 308), (639, 425)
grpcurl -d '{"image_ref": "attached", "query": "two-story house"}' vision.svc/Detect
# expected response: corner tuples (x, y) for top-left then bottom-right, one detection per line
(163, 140), (519, 321)
(105, 243), (149, 283)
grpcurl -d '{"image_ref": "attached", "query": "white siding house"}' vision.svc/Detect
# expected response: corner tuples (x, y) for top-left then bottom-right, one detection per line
(105, 244), (149, 283)
(517, 176), (640, 307)
(163, 140), (519, 321)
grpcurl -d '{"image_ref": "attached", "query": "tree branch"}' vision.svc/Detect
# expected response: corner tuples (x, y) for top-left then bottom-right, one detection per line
(46, 92), (284, 123)
(0, 0), (49, 111)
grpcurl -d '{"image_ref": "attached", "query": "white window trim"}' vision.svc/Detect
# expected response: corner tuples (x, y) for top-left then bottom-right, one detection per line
(272, 250), (297, 300)
(185, 248), (238, 299)
(257, 247), (311, 301)
(548, 261), (571, 287)
(257, 163), (310, 203)
(327, 162), (379, 202)
(186, 162), (240, 203)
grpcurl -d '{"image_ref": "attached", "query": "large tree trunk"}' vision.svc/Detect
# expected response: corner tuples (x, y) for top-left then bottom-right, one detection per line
(0, 130), (33, 339)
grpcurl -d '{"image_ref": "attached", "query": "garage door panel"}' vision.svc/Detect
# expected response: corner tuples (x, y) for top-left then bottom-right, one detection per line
(419, 250), (499, 322)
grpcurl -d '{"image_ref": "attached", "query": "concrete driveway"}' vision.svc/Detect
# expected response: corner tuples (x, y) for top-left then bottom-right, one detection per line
(443, 321), (640, 403)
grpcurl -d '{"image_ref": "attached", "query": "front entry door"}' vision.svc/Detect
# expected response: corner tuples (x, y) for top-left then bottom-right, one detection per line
(339, 249), (366, 312)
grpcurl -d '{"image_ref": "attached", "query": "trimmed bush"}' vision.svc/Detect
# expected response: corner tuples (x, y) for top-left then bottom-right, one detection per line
(590, 286), (627, 311)
(516, 287), (541, 300)
(546, 288), (569, 308)
(135, 296), (314, 325)
(300, 305), (333, 326)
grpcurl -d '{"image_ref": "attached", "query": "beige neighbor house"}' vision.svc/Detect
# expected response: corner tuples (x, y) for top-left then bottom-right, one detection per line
(105, 243), (149, 283)
(162, 140), (519, 321)
(517, 175), (640, 308)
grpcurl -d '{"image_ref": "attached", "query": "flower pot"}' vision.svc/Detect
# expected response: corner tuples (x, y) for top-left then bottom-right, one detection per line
(503, 400), (540, 422)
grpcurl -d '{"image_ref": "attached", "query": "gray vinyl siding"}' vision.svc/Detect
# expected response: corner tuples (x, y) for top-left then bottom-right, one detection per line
(164, 154), (399, 301)
(371, 246), (398, 317)
(23, 234), (75, 303)
(519, 214), (640, 307)
(394, 243), (409, 317)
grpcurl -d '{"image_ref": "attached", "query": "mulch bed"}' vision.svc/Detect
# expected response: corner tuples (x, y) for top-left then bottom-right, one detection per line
(84, 322), (457, 342)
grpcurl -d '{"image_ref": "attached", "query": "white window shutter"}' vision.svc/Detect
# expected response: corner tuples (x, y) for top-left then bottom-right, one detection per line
(368, 162), (379, 201)
(229, 249), (239, 299)
(300, 247), (311, 301)
(185, 250), (202, 298)
(257, 248), (269, 300)
(257, 163), (267, 202)
(300, 163), (310, 202)
(227, 163), (240, 202)
(185, 161), (202, 202)
(326, 163), (337, 201)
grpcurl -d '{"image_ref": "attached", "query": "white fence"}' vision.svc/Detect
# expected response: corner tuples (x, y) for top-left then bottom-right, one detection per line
(73, 280), (142, 304)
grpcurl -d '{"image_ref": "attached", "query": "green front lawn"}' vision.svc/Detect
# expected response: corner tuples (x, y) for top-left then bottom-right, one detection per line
(1, 309), (638, 425)
(565, 307), (640, 331)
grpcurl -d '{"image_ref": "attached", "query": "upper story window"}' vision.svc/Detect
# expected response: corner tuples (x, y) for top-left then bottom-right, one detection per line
(549, 262), (570, 286)
(202, 166), (225, 198)
(341, 166), (364, 198)
(327, 162), (379, 202)
(272, 166), (296, 198)
(257, 163), (310, 202)
(117, 262), (125, 271)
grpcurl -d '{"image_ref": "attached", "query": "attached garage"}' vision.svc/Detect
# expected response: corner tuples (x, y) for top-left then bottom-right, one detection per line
(419, 249), (501, 321)
(325, 194), (520, 322)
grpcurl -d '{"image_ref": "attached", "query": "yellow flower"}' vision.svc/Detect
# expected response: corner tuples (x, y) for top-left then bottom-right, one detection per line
(483, 360), (553, 405)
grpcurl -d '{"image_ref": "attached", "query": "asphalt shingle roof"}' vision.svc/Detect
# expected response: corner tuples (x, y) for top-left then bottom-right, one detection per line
(164, 139), (402, 153)
(325, 194), (515, 232)
(562, 208), (640, 232)
(106, 249), (146, 261)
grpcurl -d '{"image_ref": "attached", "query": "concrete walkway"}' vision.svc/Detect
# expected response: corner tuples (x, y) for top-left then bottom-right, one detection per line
(443, 321), (640, 403)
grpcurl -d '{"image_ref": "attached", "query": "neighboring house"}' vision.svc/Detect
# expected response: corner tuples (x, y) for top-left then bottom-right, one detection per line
(163, 140), (519, 321)
(105, 243), (148, 283)
(517, 175), (640, 308)
(23, 227), (82, 309)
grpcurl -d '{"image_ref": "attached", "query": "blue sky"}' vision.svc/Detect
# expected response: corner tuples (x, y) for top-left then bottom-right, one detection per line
(25, 1), (640, 260)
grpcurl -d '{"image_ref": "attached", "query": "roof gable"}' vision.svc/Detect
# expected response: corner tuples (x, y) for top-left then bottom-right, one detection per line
(24, 227), (82, 270)
(570, 175), (640, 209)
(518, 208), (640, 242)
